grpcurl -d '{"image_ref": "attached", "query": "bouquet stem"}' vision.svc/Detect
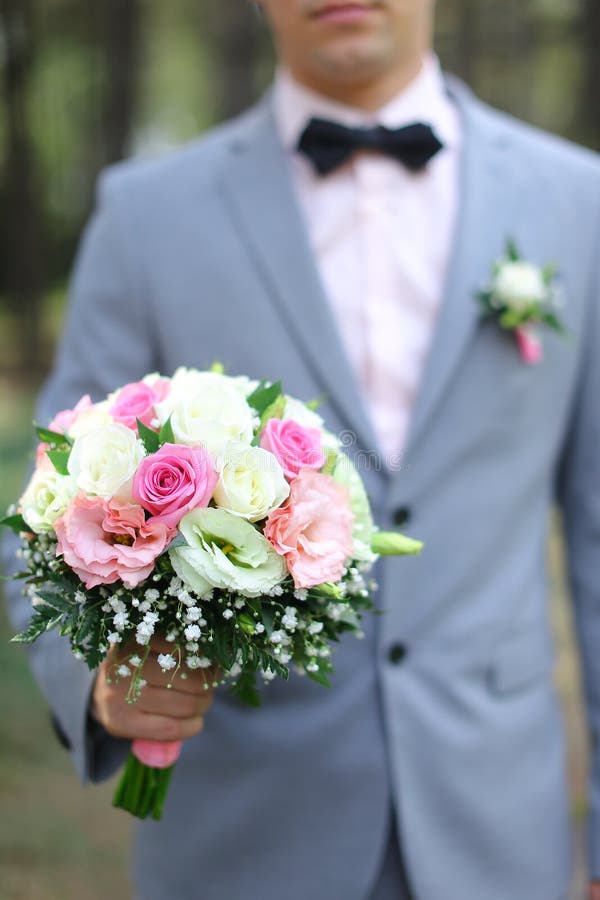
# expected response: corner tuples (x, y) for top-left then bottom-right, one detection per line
(112, 739), (182, 820)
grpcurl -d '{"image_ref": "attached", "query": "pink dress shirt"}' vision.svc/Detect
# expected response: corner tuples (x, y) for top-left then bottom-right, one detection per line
(272, 56), (462, 462)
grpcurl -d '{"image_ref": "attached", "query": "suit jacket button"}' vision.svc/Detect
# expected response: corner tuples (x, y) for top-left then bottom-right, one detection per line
(388, 643), (408, 665)
(393, 506), (412, 527)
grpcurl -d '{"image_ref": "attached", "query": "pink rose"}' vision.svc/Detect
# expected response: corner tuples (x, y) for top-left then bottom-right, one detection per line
(132, 442), (218, 529)
(264, 469), (354, 589)
(49, 395), (93, 433)
(35, 444), (55, 469)
(260, 418), (326, 481)
(54, 496), (170, 589)
(110, 379), (170, 431)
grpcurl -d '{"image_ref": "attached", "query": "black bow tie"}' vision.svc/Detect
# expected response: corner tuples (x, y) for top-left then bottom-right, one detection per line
(297, 117), (444, 176)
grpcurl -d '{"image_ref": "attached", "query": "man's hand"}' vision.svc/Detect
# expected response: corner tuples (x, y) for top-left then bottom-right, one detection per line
(590, 882), (600, 900)
(91, 638), (216, 742)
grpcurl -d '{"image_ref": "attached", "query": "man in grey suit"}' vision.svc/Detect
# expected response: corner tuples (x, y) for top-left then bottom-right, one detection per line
(4, 1), (600, 898)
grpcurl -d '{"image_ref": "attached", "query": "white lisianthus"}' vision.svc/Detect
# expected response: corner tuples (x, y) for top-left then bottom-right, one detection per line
(332, 454), (376, 563)
(170, 507), (288, 598)
(20, 468), (77, 533)
(154, 368), (254, 456)
(68, 423), (145, 499)
(491, 261), (547, 311)
(213, 442), (289, 522)
(68, 401), (113, 439)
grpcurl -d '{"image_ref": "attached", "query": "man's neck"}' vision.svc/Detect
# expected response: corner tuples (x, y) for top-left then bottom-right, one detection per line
(287, 56), (426, 113)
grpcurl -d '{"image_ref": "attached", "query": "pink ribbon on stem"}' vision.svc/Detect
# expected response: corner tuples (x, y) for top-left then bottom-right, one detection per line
(515, 326), (543, 365)
(132, 738), (182, 768)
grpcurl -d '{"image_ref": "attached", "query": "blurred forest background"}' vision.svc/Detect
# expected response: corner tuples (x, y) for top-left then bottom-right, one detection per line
(1, 0), (599, 376)
(0, 1), (597, 898)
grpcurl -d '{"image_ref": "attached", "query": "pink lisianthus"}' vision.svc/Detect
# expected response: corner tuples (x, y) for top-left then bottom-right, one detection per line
(264, 469), (354, 589)
(48, 395), (93, 434)
(260, 418), (326, 481)
(54, 496), (171, 589)
(110, 379), (170, 431)
(132, 443), (218, 529)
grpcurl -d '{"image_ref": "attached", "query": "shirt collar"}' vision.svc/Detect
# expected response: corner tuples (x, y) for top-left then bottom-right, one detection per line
(273, 54), (460, 155)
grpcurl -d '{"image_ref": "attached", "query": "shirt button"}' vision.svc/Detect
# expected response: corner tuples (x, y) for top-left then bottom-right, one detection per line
(388, 643), (408, 665)
(393, 506), (412, 527)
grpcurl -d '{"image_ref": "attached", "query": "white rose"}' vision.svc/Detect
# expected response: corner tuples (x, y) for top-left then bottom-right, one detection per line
(283, 396), (339, 450)
(68, 401), (113, 438)
(20, 469), (77, 533)
(492, 261), (547, 311)
(213, 442), (289, 522)
(142, 372), (164, 387)
(228, 374), (260, 397)
(283, 396), (324, 430)
(155, 368), (255, 456)
(68, 423), (145, 498)
(170, 507), (288, 598)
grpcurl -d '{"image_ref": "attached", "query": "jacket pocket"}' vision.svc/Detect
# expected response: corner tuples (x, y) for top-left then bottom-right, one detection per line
(487, 628), (554, 695)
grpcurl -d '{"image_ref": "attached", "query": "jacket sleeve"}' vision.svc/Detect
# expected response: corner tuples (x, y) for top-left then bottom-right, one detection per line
(556, 212), (600, 880)
(1, 167), (158, 783)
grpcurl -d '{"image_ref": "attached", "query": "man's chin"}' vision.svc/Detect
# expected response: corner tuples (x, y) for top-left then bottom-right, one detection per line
(311, 40), (393, 81)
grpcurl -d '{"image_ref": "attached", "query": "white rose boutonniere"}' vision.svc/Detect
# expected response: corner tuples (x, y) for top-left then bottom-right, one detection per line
(478, 240), (566, 364)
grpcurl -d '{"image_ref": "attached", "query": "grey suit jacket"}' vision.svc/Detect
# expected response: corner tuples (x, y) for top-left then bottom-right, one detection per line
(4, 78), (600, 900)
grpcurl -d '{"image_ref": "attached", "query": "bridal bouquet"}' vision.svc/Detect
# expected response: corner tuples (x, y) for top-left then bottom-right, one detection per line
(2, 367), (421, 820)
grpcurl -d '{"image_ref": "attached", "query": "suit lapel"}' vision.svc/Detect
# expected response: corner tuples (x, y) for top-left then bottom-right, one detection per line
(401, 82), (520, 463)
(218, 101), (380, 457)
(219, 85), (520, 476)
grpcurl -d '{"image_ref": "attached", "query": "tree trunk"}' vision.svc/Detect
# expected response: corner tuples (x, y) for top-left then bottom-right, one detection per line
(202, 1), (262, 121)
(101, 0), (143, 163)
(453, 0), (479, 85)
(0, 0), (46, 375)
(580, 0), (600, 149)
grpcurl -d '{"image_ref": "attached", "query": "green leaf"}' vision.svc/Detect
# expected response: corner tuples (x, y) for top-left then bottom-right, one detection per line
(477, 291), (494, 315)
(499, 308), (529, 330)
(0, 513), (29, 534)
(541, 262), (557, 284)
(505, 238), (520, 262)
(541, 311), (568, 335)
(261, 604), (275, 638)
(34, 425), (72, 447)
(11, 607), (64, 643)
(371, 531), (424, 556)
(238, 613), (256, 635)
(136, 418), (160, 454)
(229, 672), (262, 707)
(159, 416), (175, 446)
(34, 588), (76, 614)
(307, 667), (331, 688)
(321, 448), (339, 476)
(306, 394), (327, 411)
(46, 449), (71, 476)
(247, 380), (283, 416)
(259, 394), (286, 430)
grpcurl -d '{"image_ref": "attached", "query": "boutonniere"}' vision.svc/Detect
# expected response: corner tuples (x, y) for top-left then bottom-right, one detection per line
(477, 240), (566, 365)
